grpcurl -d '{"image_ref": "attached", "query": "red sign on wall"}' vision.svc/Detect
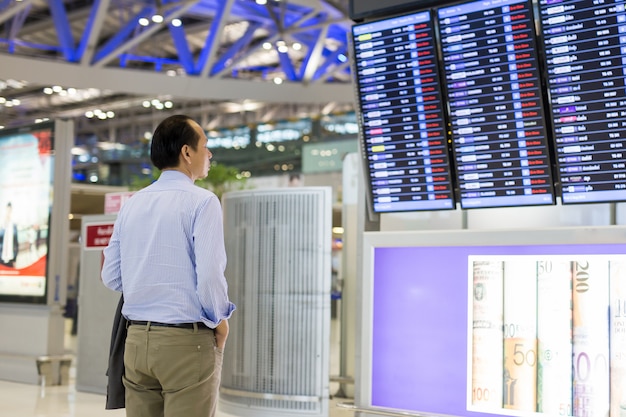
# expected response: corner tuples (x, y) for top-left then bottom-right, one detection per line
(104, 191), (134, 214)
(84, 223), (115, 250)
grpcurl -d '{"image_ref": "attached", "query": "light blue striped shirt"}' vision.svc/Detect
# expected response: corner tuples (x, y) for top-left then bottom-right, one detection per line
(101, 170), (235, 328)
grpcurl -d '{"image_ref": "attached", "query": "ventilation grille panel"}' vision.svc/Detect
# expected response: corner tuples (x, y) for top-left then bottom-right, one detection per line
(220, 188), (332, 417)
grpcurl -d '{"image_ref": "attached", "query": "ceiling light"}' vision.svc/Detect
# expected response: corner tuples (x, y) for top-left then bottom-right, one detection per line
(6, 79), (25, 89)
(85, 111), (94, 118)
(256, 0), (267, 4)
(292, 43), (302, 51)
(142, 101), (151, 108)
(276, 40), (286, 47)
(0, 126), (4, 130)
(273, 77), (283, 85)
(152, 14), (164, 23)
(164, 101), (173, 108)
(106, 111), (115, 118)
(0, 97), (5, 104)
(67, 87), (77, 95)
(277, 45), (288, 53)
(52, 85), (62, 93)
(171, 18), (182, 27)
(263, 42), (272, 50)
(43, 87), (53, 94)
(139, 17), (150, 26)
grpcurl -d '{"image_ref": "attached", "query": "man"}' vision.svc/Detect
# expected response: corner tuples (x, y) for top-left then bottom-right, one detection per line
(0, 202), (19, 268)
(101, 115), (235, 417)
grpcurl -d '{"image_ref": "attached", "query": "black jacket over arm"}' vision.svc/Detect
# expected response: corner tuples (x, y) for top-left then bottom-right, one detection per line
(105, 294), (126, 409)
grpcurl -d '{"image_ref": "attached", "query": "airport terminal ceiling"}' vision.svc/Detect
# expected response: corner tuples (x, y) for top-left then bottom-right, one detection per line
(0, 0), (356, 134)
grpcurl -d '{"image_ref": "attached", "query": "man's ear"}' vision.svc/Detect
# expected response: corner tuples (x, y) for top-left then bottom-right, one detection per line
(181, 145), (191, 163)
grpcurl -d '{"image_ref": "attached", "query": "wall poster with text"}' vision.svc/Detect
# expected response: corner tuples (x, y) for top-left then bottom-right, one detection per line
(0, 124), (54, 303)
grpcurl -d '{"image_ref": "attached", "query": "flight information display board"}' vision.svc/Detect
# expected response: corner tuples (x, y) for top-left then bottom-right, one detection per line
(351, 11), (456, 213)
(538, 0), (626, 204)
(438, 0), (556, 209)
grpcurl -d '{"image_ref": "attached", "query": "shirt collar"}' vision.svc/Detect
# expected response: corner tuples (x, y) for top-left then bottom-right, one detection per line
(158, 169), (193, 184)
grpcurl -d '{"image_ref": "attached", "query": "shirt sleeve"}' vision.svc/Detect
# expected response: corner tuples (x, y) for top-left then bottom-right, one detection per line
(194, 195), (236, 327)
(101, 218), (123, 292)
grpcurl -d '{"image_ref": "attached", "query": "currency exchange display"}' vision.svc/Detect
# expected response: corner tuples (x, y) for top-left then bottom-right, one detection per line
(537, 0), (626, 204)
(364, 229), (626, 417)
(437, 0), (556, 209)
(0, 123), (54, 303)
(351, 11), (456, 212)
(350, 0), (626, 212)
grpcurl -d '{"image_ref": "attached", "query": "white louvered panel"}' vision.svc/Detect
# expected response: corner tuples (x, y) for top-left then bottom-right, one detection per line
(220, 188), (332, 417)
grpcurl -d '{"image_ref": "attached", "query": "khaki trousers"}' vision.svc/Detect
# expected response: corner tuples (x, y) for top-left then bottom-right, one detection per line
(123, 323), (223, 417)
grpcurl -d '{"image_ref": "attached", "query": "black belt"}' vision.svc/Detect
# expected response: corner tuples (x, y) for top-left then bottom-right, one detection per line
(130, 320), (204, 329)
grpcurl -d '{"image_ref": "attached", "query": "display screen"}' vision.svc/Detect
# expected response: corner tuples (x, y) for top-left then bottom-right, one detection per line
(349, 0), (442, 21)
(351, 11), (456, 212)
(366, 235), (626, 417)
(437, 0), (556, 209)
(538, 0), (626, 204)
(0, 124), (54, 303)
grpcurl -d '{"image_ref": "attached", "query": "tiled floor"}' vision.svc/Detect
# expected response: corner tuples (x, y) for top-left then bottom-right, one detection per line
(0, 380), (355, 417)
(0, 318), (355, 417)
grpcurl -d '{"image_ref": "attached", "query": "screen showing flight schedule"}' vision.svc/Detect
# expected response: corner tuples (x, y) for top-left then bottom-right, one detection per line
(438, 0), (556, 209)
(351, 11), (456, 213)
(539, 0), (626, 204)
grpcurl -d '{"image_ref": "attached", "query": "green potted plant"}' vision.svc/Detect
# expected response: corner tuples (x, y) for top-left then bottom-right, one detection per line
(130, 162), (250, 199)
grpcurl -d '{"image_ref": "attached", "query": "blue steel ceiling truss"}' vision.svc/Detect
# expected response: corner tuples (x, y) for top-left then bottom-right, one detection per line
(0, 0), (352, 84)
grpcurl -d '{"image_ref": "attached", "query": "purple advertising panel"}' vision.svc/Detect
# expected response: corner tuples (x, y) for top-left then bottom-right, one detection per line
(368, 237), (626, 417)
(0, 123), (54, 303)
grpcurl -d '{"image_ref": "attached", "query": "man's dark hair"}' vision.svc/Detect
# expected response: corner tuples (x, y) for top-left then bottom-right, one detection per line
(150, 115), (202, 170)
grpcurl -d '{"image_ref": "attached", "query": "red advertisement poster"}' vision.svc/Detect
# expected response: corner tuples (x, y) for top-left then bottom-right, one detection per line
(0, 126), (53, 298)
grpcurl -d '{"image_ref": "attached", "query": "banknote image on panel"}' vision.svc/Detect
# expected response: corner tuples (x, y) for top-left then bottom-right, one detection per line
(437, 0), (556, 209)
(538, 0), (626, 204)
(351, 11), (456, 213)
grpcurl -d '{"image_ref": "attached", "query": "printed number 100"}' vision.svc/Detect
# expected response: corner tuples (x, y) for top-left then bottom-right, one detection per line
(473, 387), (490, 402)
